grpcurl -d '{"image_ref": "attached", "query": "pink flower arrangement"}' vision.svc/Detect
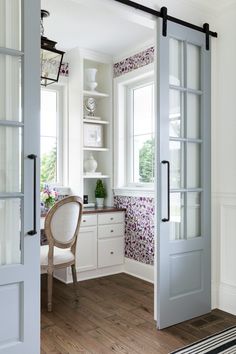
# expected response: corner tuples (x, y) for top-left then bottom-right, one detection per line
(41, 185), (58, 209)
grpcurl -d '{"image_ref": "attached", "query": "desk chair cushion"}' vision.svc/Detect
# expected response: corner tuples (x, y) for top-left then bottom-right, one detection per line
(40, 245), (75, 266)
(50, 202), (81, 244)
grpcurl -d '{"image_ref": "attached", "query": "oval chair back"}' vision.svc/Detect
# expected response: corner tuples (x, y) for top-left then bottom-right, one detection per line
(45, 195), (83, 254)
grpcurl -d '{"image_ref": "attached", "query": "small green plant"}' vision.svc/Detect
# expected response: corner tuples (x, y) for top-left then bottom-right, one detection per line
(95, 179), (107, 198)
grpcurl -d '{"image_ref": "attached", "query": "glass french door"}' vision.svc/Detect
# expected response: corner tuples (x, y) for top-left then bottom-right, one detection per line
(0, 1), (40, 353)
(156, 19), (211, 329)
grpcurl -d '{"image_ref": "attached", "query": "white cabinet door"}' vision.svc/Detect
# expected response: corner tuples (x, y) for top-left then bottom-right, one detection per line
(76, 226), (97, 272)
(98, 237), (124, 268)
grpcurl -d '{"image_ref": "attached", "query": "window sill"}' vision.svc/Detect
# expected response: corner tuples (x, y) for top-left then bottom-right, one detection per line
(113, 187), (155, 198)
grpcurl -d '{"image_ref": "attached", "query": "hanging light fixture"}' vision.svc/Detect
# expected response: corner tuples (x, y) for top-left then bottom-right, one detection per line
(41, 10), (65, 86)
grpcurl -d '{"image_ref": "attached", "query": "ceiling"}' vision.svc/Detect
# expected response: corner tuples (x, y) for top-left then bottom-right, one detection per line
(41, 0), (154, 57)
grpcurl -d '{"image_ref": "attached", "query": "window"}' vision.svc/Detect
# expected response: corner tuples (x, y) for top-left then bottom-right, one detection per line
(127, 80), (155, 186)
(40, 88), (62, 187)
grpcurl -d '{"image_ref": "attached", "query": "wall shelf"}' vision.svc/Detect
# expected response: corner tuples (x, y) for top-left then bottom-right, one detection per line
(83, 90), (109, 98)
(83, 147), (109, 152)
(81, 55), (113, 207)
(83, 118), (109, 125)
(83, 175), (109, 179)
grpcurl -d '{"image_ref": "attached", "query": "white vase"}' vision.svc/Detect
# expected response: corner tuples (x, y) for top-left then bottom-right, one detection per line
(85, 68), (98, 91)
(96, 198), (104, 207)
(84, 153), (97, 173)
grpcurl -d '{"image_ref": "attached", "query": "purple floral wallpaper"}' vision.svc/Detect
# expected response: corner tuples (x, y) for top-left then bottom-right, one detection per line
(113, 46), (155, 78)
(114, 196), (155, 265)
(60, 62), (69, 77)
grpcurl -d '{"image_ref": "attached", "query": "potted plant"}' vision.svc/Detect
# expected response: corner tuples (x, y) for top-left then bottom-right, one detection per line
(95, 179), (106, 207)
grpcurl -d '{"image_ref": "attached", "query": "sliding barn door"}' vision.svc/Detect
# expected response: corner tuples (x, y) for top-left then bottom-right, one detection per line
(0, 1), (40, 353)
(156, 19), (211, 329)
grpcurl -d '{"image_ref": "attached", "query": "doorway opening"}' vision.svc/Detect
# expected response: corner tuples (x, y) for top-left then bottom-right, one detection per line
(40, 0), (158, 343)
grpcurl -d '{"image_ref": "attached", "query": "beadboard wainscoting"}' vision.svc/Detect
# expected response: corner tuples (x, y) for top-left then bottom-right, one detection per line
(212, 193), (236, 314)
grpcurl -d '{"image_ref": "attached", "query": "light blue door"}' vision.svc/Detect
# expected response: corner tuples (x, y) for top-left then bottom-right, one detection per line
(0, 0), (40, 353)
(156, 19), (211, 329)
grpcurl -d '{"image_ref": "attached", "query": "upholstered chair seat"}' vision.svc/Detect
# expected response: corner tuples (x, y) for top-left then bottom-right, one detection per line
(40, 245), (75, 266)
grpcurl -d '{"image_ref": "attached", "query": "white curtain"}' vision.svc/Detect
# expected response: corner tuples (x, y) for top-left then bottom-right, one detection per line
(0, 0), (21, 265)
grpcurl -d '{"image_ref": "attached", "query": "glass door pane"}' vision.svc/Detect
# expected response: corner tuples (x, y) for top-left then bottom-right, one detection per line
(169, 38), (203, 240)
(187, 193), (201, 239)
(0, 0), (21, 50)
(0, 198), (21, 265)
(187, 44), (201, 90)
(0, 55), (21, 121)
(0, 126), (22, 193)
(170, 193), (184, 240)
(187, 93), (201, 139)
(169, 38), (183, 86)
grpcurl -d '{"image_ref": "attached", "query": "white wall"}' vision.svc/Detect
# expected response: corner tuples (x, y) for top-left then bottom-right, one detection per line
(211, 2), (236, 314)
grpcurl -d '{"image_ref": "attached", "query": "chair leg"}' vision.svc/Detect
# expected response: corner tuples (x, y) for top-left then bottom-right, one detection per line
(71, 264), (79, 301)
(47, 271), (53, 312)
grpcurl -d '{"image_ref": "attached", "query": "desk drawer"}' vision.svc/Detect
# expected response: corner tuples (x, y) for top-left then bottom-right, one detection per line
(98, 212), (124, 225)
(98, 223), (124, 239)
(81, 214), (97, 227)
(98, 237), (124, 268)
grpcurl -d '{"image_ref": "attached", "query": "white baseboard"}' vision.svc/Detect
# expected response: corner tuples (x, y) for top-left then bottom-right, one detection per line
(54, 265), (124, 284)
(211, 281), (219, 309)
(53, 259), (154, 284)
(124, 258), (154, 283)
(219, 282), (236, 315)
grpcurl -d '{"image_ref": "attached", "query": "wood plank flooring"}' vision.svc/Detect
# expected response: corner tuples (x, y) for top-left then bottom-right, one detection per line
(41, 273), (236, 353)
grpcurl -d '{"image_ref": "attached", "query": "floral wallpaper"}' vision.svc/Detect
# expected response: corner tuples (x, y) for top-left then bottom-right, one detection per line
(60, 62), (69, 77)
(113, 46), (155, 78)
(114, 196), (155, 265)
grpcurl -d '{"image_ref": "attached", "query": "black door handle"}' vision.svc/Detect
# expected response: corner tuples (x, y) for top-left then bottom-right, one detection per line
(162, 160), (170, 222)
(27, 154), (37, 235)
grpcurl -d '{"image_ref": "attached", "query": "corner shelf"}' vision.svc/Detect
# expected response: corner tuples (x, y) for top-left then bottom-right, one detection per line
(83, 90), (109, 98)
(83, 147), (109, 152)
(83, 175), (109, 179)
(82, 56), (113, 207)
(83, 118), (109, 125)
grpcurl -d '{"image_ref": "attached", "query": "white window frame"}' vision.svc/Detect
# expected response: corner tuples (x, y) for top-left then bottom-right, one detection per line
(113, 64), (154, 196)
(126, 78), (155, 187)
(40, 85), (64, 186)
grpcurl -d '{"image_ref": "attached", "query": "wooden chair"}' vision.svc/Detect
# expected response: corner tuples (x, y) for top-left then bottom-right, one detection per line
(40, 196), (83, 312)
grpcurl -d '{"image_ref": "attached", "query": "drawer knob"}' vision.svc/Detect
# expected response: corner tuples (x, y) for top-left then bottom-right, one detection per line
(110, 217), (114, 221)
(110, 229), (114, 233)
(110, 251), (114, 255)
(83, 220), (86, 223)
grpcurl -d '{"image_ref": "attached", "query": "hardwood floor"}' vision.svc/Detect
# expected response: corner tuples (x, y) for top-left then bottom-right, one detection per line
(41, 273), (236, 354)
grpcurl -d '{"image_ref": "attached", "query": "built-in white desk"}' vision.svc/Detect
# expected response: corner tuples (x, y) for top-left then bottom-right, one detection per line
(41, 207), (126, 283)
